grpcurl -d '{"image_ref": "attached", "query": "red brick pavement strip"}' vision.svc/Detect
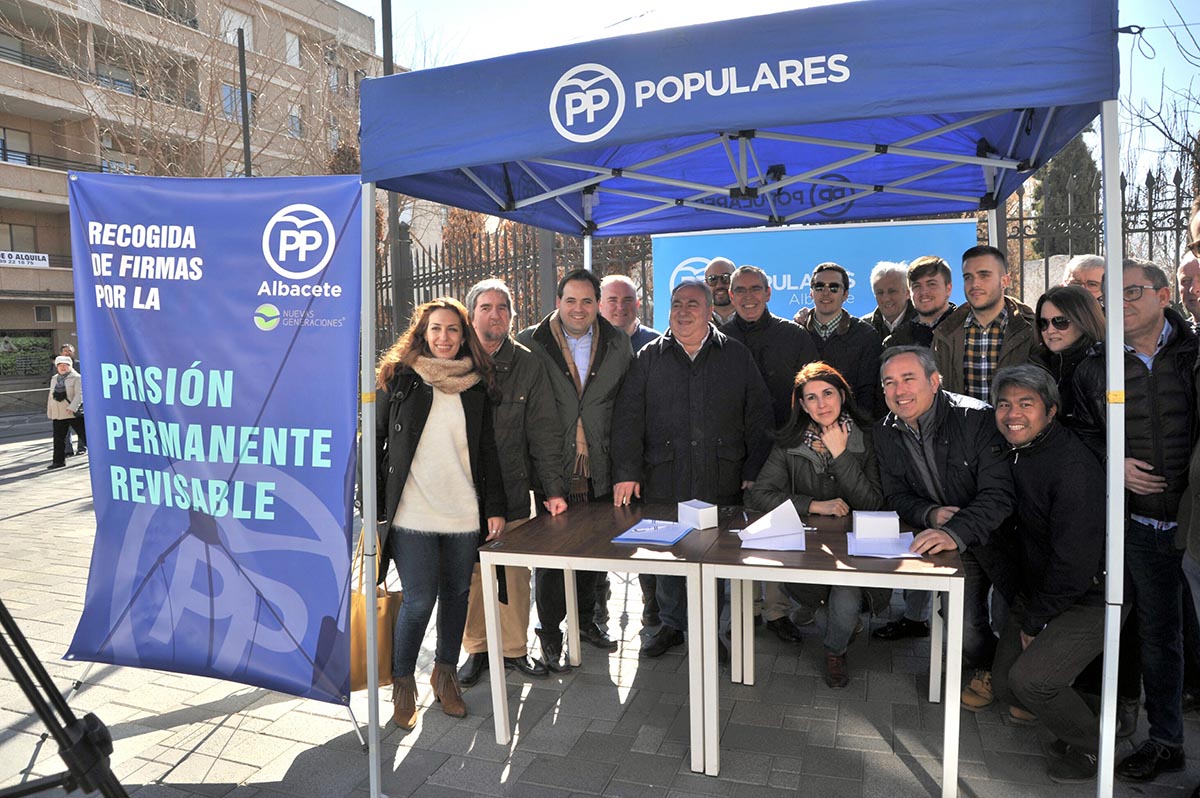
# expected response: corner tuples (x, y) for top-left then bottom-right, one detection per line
(0, 434), (1191, 797)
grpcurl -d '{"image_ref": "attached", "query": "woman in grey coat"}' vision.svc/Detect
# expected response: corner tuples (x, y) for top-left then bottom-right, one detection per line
(746, 361), (886, 688)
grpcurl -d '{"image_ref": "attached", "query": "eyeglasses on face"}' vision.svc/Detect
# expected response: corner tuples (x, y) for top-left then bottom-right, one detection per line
(705, 274), (732, 285)
(1037, 315), (1071, 331)
(1122, 284), (1159, 302)
(731, 284), (766, 296)
(810, 281), (843, 294)
(1068, 278), (1103, 292)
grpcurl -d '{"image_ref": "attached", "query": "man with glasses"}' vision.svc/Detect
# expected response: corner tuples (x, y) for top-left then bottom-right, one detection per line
(705, 257), (738, 326)
(1074, 258), (1197, 783)
(1061, 254), (1106, 305)
(932, 245), (1036, 404)
(793, 262), (883, 417)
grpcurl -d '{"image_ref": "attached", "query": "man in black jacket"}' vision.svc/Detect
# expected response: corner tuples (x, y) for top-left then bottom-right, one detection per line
(989, 365), (1109, 784)
(884, 256), (957, 349)
(874, 346), (1015, 707)
(458, 279), (568, 686)
(721, 265), (818, 642)
(1073, 258), (1197, 783)
(612, 280), (773, 657)
(862, 261), (918, 340)
(793, 262), (883, 417)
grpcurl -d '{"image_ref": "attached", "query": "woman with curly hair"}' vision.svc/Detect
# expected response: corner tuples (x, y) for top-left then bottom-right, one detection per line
(376, 298), (506, 729)
(746, 361), (886, 688)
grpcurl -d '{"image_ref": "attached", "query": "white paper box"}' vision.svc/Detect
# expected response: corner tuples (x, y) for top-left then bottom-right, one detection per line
(853, 510), (900, 539)
(678, 499), (718, 529)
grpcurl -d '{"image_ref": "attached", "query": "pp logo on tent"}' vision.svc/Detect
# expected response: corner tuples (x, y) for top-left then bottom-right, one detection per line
(262, 204), (337, 280)
(550, 63), (625, 144)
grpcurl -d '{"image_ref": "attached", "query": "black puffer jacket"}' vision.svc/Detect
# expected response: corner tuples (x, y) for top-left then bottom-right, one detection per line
(720, 311), (819, 427)
(1072, 307), (1197, 521)
(375, 367), (506, 583)
(611, 327), (773, 505)
(1028, 339), (1093, 427)
(883, 303), (957, 350)
(1006, 421), (1106, 636)
(793, 308), (884, 418)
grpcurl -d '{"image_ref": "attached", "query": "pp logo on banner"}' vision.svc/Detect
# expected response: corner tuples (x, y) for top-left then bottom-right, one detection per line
(550, 63), (625, 143)
(669, 257), (712, 289)
(262, 204), (336, 279)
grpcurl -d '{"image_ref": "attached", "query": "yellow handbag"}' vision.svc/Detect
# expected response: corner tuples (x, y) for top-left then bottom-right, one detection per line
(349, 530), (403, 692)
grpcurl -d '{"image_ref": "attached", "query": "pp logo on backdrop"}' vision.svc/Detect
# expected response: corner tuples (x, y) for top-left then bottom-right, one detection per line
(262, 204), (336, 279)
(669, 257), (712, 289)
(550, 63), (625, 143)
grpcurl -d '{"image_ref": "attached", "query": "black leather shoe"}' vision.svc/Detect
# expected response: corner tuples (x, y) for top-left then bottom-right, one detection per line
(1116, 739), (1185, 782)
(47, 463), (65, 470)
(504, 655), (548, 678)
(579, 622), (618, 651)
(642, 626), (685, 658)
(538, 634), (571, 673)
(871, 618), (930, 641)
(765, 616), (804, 642)
(458, 653), (487, 687)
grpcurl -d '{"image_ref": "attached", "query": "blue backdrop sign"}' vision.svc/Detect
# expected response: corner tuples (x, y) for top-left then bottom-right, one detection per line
(65, 174), (361, 704)
(650, 220), (977, 331)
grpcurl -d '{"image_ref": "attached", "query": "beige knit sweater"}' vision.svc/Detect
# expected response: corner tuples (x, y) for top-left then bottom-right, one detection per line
(392, 388), (479, 533)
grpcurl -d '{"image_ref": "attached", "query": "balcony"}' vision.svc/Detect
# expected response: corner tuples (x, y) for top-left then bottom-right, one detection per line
(0, 42), (70, 77)
(0, 146), (103, 174)
(115, 0), (198, 28)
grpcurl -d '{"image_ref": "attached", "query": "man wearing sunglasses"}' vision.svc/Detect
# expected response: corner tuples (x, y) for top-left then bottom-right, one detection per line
(792, 262), (883, 417)
(704, 257), (738, 326)
(1074, 258), (1198, 783)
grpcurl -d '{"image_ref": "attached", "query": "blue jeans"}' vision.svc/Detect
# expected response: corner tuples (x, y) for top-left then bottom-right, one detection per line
(1124, 519), (1185, 746)
(389, 527), (479, 679)
(962, 548), (1002, 669)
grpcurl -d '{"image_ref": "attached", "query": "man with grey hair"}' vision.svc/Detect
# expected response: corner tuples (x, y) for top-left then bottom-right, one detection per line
(1178, 252), (1200, 325)
(457, 279), (568, 685)
(600, 274), (661, 353)
(1060, 254), (1106, 305)
(1074, 258), (1196, 782)
(704, 257), (737, 326)
(612, 279), (772, 657)
(989, 364), (1109, 783)
(863, 261), (917, 339)
(873, 345), (1014, 708)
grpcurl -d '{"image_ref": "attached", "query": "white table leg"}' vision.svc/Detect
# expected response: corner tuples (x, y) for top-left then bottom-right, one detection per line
(941, 581), (964, 798)
(480, 560), (510, 743)
(701, 566), (720, 776)
(929, 592), (943, 703)
(564, 567), (581, 667)
(729, 578), (743, 683)
(687, 567), (706, 774)
(741, 579), (755, 686)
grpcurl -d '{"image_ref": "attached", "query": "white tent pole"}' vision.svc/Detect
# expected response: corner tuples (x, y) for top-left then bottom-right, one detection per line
(360, 181), (384, 798)
(583, 236), (593, 271)
(583, 189), (595, 272)
(987, 208), (999, 248)
(1096, 98), (1124, 798)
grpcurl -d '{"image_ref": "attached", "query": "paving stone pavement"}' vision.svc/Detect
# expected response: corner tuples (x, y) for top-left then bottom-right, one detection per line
(1, 430), (1197, 797)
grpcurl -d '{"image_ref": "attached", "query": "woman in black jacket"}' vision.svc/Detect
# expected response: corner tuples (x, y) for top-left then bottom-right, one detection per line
(746, 362), (886, 688)
(376, 298), (506, 730)
(1028, 285), (1105, 426)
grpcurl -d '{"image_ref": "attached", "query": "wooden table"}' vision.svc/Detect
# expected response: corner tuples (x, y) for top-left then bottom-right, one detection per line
(699, 512), (965, 796)
(478, 501), (726, 773)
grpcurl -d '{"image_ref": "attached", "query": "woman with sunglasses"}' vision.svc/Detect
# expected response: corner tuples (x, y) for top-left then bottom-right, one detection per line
(745, 362), (888, 689)
(1029, 285), (1106, 425)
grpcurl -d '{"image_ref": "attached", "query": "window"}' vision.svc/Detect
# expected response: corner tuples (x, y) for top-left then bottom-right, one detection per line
(219, 7), (254, 50)
(287, 104), (303, 138)
(96, 63), (135, 95)
(102, 154), (137, 174)
(327, 117), (339, 151)
(34, 305), (51, 323)
(56, 305), (73, 324)
(285, 31), (300, 68)
(0, 223), (35, 251)
(0, 33), (22, 60)
(221, 83), (256, 124)
(0, 127), (31, 165)
(327, 64), (349, 94)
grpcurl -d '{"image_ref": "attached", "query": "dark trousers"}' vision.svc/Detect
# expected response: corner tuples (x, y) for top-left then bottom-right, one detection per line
(534, 489), (607, 641)
(389, 527), (478, 678)
(962, 548), (1001, 669)
(52, 417), (86, 465)
(993, 595), (1110, 754)
(1123, 518), (1185, 746)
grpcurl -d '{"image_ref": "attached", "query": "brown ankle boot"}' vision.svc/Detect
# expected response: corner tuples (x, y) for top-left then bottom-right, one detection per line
(392, 675), (418, 730)
(431, 662), (467, 718)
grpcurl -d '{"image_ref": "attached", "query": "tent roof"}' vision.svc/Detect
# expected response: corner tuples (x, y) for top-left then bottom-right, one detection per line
(359, 0), (1117, 236)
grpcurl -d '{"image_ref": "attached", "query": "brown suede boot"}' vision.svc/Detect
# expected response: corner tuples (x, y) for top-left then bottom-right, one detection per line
(392, 675), (418, 730)
(431, 662), (467, 718)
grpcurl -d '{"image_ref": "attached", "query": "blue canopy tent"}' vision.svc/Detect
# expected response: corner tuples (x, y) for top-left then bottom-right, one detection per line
(356, 1), (1125, 795)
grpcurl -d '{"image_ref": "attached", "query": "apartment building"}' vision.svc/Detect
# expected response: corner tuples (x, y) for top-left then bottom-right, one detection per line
(0, 0), (379, 380)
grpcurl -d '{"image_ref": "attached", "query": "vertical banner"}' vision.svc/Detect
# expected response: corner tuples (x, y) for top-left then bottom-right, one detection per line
(65, 174), (362, 704)
(650, 220), (976, 331)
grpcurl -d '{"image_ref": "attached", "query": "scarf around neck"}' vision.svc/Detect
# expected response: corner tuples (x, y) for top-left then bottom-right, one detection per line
(411, 356), (480, 394)
(550, 314), (601, 502)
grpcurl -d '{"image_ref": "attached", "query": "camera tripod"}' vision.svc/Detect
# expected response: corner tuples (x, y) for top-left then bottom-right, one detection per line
(0, 598), (128, 798)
